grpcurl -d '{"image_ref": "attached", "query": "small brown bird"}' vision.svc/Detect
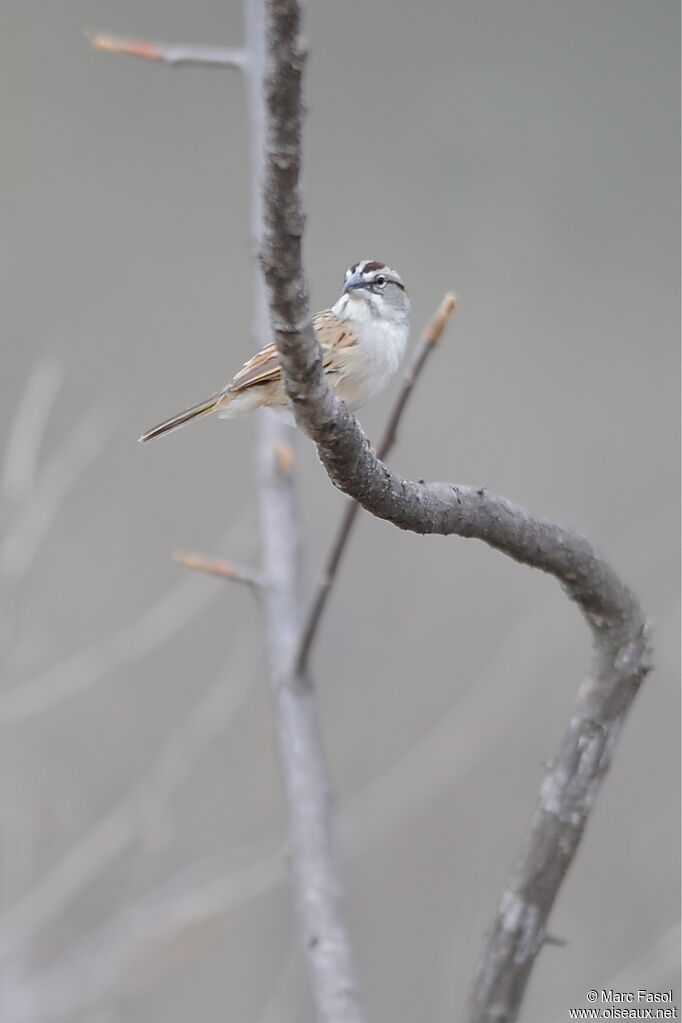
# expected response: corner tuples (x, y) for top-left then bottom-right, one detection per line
(139, 260), (410, 442)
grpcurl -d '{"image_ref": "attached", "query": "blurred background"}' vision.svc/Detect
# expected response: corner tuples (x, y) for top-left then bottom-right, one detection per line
(1, 2), (679, 1021)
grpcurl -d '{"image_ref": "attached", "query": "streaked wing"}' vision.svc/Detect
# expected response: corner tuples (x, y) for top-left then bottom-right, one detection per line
(228, 311), (358, 394)
(229, 344), (280, 392)
(313, 309), (359, 354)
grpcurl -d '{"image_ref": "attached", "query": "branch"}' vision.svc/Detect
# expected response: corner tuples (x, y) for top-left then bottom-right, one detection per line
(295, 293), (457, 676)
(87, 31), (245, 69)
(260, 3), (365, 1022)
(258, 7), (652, 1023)
(173, 550), (263, 591)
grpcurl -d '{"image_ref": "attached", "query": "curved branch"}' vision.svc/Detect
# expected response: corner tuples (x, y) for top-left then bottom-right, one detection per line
(259, 5), (653, 1022)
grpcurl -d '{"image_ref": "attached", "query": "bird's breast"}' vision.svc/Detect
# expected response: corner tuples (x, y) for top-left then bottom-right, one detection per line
(335, 317), (408, 409)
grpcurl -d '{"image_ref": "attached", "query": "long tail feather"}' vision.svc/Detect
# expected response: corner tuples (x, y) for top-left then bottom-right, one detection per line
(138, 392), (224, 443)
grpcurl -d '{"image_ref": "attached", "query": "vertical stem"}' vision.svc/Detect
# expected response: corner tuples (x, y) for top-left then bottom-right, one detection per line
(243, 2), (364, 1020)
(245, 0), (302, 696)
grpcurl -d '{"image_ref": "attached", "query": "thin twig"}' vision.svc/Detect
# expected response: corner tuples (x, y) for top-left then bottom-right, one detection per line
(377, 293), (457, 459)
(173, 550), (263, 590)
(87, 31), (245, 69)
(295, 293), (457, 675)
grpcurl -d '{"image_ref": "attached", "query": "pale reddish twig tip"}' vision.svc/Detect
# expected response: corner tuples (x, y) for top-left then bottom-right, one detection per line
(425, 293), (458, 346)
(273, 439), (295, 475)
(87, 31), (165, 62)
(173, 551), (262, 589)
(85, 30), (245, 69)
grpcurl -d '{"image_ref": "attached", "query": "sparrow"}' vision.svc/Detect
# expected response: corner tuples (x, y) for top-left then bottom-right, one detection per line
(139, 260), (410, 442)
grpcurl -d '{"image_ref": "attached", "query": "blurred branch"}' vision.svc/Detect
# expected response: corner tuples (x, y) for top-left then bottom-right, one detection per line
(0, 396), (118, 583)
(17, 593), (565, 1019)
(1, 565), (213, 725)
(173, 550), (263, 591)
(0, 508), (256, 725)
(258, 6), (653, 1023)
(0, 654), (253, 966)
(2, 358), (63, 504)
(87, 31), (245, 69)
(295, 293), (457, 676)
(23, 850), (285, 1022)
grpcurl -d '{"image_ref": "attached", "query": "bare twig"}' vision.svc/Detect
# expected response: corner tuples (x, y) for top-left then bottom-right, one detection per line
(377, 293), (457, 459)
(87, 31), (245, 70)
(295, 293), (457, 675)
(258, 5), (652, 1022)
(173, 550), (263, 590)
(294, 495), (357, 677)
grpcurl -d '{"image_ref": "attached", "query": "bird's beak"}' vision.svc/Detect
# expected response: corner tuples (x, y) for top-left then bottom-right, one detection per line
(342, 271), (365, 295)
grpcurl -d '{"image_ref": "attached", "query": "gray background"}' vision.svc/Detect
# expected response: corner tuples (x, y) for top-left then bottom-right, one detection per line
(1, 2), (679, 1021)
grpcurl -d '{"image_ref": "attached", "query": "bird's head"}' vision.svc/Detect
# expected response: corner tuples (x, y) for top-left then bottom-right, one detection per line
(338, 260), (410, 325)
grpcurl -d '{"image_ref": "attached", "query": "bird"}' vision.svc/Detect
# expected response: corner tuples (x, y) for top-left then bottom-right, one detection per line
(139, 260), (410, 442)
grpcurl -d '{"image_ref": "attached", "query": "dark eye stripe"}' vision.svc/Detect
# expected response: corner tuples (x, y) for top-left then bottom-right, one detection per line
(372, 278), (405, 292)
(346, 262), (406, 293)
(368, 278), (405, 293)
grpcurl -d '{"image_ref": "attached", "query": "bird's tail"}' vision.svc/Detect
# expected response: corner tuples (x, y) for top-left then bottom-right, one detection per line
(138, 391), (225, 443)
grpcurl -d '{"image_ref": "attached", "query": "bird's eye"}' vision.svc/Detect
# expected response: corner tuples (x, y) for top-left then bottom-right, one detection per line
(375, 276), (386, 287)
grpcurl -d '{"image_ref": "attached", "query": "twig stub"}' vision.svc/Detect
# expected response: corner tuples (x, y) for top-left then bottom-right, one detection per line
(87, 31), (245, 69)
(173, 551), (262, 590)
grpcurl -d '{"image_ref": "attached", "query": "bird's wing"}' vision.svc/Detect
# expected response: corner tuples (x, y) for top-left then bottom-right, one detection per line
(228, 344), (281, 392)
(313, 309), (359, 356)
(228, 311), (358, 393)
